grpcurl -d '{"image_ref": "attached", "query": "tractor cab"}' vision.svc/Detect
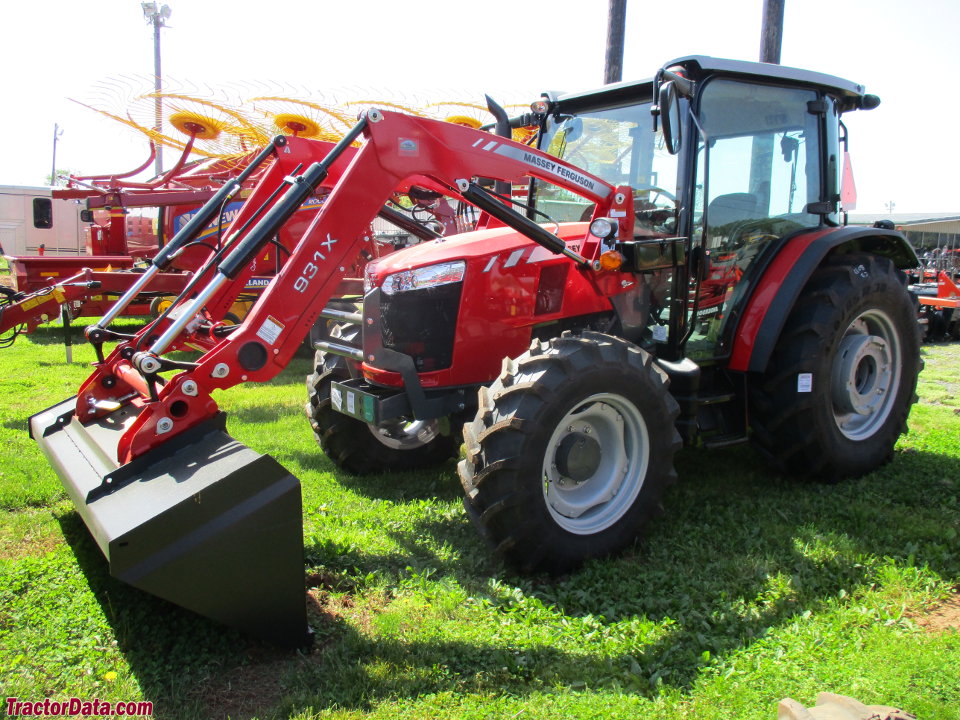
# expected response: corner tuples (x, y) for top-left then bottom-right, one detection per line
(528, 56), (872, 362)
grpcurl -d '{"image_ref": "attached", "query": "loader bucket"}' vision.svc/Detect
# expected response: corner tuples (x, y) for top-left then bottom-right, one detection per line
(29, 398), (311, 648)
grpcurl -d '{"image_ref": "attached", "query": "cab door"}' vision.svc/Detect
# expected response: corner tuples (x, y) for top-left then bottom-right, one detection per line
(685, 78), (829, 360)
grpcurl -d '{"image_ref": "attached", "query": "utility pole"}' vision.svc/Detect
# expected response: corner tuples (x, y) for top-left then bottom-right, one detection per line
(604, 0), (627, 84)
(752, 0), (785, 203)
(759, 0), (785, 64)
(142, 3), (171, 176)
(51, 123), (64, 186)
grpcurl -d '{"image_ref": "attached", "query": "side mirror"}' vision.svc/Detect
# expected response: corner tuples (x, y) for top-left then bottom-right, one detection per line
(659, 81), (682, 155)
(79, 209), (94, 223)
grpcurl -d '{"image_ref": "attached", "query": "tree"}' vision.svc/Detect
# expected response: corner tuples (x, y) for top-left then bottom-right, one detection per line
(45, 169), (78, 187)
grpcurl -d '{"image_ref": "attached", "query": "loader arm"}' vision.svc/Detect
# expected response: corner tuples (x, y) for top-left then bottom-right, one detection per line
(29, 109), (630, 646)
(85, 110), (630, 464)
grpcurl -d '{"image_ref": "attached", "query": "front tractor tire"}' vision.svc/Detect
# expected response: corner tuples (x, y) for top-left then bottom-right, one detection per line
(751, 252), (921, 480)
(459, 332), (682, 575)
(305, 326), (459, 475)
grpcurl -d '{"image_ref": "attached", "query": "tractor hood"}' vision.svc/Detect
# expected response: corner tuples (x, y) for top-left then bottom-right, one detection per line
(361, 220), (616, 389)
(367, 221), (590, 284)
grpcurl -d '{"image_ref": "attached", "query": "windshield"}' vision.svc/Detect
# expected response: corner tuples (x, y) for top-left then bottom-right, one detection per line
(532, 101), (678, 236)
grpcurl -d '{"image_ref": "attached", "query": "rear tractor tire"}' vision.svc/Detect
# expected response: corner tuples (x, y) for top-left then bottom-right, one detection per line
(459, 331), (682, 574)
(750, 252), (921, 480)
(305, 325), (459, 474)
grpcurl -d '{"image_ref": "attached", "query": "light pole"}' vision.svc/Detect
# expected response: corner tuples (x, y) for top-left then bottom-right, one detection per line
(141, 2), (171, 177)
(51, 123), (64, 186)
(760, 0), (785, 64)
(604, 0), (627, 84)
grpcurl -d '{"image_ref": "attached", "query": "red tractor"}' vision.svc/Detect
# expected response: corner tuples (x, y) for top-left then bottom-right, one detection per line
(30, 56), (920, 646)
(311, 56), (920, 574)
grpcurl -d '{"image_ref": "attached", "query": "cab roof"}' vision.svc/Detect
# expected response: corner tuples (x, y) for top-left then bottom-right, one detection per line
(668, 55), (866, 101)
(551, 55), (869, 112)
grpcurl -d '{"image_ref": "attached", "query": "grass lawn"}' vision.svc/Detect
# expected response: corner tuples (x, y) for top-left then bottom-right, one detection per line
(1, 321), (958, 719)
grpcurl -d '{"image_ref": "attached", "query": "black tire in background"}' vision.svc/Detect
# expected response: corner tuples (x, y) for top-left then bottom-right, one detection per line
(750, 252), (921, 481)
(459, 332), (681, 574)
(305, 325), (459, 475)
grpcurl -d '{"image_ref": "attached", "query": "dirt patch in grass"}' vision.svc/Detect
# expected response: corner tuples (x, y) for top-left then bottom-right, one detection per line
(913, 590), (960, 633)
(0, 530), (60, 560)
(305, 571), (393, 636)
(197, 648), (293, 720)
(193, 593), (346, 719)
(0, 509), (62, 560)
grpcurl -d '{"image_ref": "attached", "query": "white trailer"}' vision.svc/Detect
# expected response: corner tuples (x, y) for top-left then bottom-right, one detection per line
(0, 185), (87, 256)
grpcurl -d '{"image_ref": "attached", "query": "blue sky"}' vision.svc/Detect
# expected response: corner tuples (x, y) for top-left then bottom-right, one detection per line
(2, 0), (956, 213)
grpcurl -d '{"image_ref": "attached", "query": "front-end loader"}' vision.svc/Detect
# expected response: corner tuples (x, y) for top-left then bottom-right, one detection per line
(28, 56), (920, 645)
(28, 99), (647, 645)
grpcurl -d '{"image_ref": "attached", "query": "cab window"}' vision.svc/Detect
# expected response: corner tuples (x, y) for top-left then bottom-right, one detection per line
(687, 79), (822, 358)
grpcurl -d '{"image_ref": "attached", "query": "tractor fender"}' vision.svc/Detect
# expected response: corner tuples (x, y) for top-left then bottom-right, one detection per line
(727, 226), (917, 373)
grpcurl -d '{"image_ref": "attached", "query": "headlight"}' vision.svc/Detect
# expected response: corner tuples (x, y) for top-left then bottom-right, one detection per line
(530, 99), (550, 114)
(381, 260), (466, 295)
(589, 217), (618, 240)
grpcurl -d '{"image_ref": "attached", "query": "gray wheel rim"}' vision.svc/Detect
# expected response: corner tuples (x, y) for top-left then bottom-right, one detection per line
(542, 392), (649, 535)
(830, 308), (902, 441)
(367, 419), (440, 450)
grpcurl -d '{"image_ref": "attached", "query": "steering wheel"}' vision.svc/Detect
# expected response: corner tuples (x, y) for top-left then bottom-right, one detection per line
(576, 184), (678, 229)
(632, 184), (677, 235)
(633, 184), (677, 206)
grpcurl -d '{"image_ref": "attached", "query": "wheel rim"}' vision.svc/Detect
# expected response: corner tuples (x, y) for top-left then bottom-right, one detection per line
(367, 419), (441, 451)
(541, 392), (649, 535)
(830, 308), (902, 441)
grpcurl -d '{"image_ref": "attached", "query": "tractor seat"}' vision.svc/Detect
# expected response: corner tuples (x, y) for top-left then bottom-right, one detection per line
(707, 192), (760, 229)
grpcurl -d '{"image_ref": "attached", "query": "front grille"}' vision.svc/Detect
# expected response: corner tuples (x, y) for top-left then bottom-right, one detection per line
(380, 282), (462, 372)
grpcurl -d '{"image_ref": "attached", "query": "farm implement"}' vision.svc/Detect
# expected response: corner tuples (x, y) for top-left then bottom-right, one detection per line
(1, 134), (447, 349)
(912, 270), (960, 341)
(29, 56), (921, 646)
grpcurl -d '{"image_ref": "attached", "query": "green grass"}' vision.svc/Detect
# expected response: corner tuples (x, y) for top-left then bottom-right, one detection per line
(1, 324), (958, 719)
